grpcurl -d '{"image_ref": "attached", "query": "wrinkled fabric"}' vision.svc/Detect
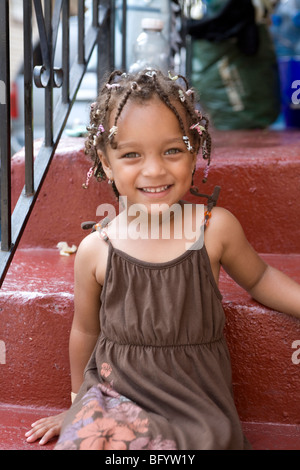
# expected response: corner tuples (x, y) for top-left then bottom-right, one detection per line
(56, 242), (250, 450)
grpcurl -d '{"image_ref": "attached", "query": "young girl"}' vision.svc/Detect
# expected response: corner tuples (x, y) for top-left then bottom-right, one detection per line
(26, 69), (300, 450)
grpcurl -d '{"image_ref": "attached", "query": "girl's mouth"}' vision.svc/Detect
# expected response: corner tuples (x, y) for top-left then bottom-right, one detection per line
(139, 185), (171, 194)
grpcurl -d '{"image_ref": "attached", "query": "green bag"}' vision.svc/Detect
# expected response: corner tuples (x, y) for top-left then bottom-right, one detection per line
(191, 25), (281, 129)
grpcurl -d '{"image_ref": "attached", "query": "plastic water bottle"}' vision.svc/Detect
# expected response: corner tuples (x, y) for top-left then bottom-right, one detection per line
(114, 0), (171, 71)
(270, 0), (300, 127)
(129, 18), (170, 74)
(293, 8), (300, 55)
(271, 0), (300, 56)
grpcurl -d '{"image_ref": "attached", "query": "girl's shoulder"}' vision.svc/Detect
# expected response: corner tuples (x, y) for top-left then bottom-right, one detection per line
(208, 205), (244, 231)
(208, 204), (235, 221)
(75, 230), (109, 286)
(183, 201), (238, 231)
(205, 205), (246, 254)
(78, 229), (108, 253)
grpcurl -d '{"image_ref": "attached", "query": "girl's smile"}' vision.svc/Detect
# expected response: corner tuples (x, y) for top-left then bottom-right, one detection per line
(138, 184), (173, 199)
(139, 185), (171, 193)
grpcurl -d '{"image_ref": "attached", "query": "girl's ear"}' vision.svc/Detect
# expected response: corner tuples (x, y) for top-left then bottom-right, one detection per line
(97, 150), (113, 181)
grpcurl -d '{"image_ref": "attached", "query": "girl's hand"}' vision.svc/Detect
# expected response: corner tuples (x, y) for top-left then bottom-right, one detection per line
(25, 411), (67, 445)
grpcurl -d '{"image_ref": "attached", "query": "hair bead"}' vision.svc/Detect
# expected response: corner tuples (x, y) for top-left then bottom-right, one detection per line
(178, 90), (185, 102)
(106, 83), (121, 90)
(108, 126), (118, 140)
(190, 123), (205, 135)
(183, 136), (193, 152)
(82, 166), (94, 189)
(168, 71), (179, 81)
(131, 81), (141, 91)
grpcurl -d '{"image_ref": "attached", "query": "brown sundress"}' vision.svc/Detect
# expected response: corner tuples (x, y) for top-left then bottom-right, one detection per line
(55, 223), (250, 450)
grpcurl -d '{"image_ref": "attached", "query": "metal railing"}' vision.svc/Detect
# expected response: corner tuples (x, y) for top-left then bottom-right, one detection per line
(0, 0), (120, 287)
(0, 0), (187, 287)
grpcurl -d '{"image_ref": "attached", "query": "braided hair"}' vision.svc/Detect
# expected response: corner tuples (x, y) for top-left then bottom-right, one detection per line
(84, 69), (212, 198)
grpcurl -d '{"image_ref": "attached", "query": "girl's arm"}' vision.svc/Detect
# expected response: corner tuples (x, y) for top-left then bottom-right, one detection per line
(209, 207), (300, 318)
(69, 234), (103, 393)
(25, 233), (106, 445)
(247, 265), (300, 318)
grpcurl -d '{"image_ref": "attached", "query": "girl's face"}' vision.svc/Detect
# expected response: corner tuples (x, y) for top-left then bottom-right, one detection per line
(99, 97), (196, 214)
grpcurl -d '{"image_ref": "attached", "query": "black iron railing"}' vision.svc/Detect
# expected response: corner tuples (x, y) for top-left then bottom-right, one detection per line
(0, 0), (120, 286)
(0, 0), (187, 287)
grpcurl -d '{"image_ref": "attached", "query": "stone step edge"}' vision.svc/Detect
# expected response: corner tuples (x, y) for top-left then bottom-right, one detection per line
(1, 402), (299, 450)
(0, 249), (299, 422)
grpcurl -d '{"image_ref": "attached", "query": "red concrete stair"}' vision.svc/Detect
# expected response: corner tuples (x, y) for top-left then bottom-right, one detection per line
(10, 131), (300, 253)
(1, 131), (300, 450)
(1, 248), (299, 450)
(0, 403), (61, 450)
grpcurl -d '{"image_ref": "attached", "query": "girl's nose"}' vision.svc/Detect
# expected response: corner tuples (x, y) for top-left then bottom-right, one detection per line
(141, 155), (167, 178)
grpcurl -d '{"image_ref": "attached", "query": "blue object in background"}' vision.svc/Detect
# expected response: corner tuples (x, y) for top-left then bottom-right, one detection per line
(277, 57), (300, 128)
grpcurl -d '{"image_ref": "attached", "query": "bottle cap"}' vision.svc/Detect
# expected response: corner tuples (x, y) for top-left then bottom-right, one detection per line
(141, 18), (164, 31)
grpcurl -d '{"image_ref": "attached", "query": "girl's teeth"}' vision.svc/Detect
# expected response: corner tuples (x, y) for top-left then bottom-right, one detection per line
(142, 186), (169, 193)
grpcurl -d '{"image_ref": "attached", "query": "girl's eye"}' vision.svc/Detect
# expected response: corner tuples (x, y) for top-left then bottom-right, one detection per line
(122, 152), (140, 159)
(165, 148), (181, 155)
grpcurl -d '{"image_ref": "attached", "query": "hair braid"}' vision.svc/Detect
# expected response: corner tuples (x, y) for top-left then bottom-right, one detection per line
(109, 88), (133, 149)
(152, 74), (187, 139)
(176, 74), (190, 92)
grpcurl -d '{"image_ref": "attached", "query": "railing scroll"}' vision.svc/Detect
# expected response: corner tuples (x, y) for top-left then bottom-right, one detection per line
(0, 0), (115, 287)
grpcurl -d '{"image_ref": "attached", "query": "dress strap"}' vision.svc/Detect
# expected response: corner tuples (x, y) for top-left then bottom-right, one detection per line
(81, 217), (110, 242)
(190, 185), (221, 227)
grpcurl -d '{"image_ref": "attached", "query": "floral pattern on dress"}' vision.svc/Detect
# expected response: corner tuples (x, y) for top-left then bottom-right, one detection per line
(55, 363), (177, 450)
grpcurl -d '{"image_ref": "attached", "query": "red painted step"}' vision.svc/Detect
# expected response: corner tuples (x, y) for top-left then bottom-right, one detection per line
(0, 249), (299, 427)
(11, 130), (300, 253)
(1, 402), (299, 450)
(3, 129), (300, 450)
(0, 404), (59, 450)
(0, 249), (74, 410)
(221, 256), (300, 426)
